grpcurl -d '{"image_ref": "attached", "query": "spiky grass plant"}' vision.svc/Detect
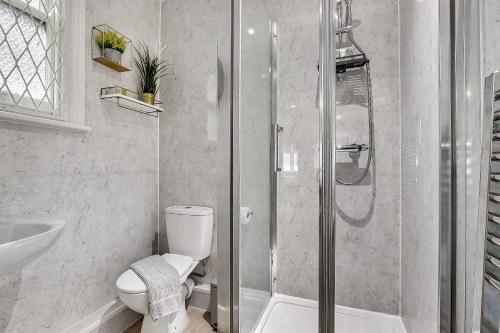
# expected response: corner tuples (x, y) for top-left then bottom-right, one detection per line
(132, 42), (169, 95)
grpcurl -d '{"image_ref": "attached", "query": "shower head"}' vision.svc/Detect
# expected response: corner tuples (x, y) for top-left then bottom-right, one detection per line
(336, 31), (369, 73)
(337, 53), (369, 73)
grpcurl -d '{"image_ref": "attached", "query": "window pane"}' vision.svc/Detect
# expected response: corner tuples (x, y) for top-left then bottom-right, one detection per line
(0, 0), (63, 116)
(16, 0), (42, 11)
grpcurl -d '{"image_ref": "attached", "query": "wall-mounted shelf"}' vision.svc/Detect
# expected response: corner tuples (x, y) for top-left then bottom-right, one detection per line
(92, 25), (131, 72)
(93, 56), (130, 72)
(100, 87), (163, 117)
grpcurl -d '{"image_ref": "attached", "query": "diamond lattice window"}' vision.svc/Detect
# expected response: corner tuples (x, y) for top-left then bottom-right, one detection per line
(0, 0), (64, 118)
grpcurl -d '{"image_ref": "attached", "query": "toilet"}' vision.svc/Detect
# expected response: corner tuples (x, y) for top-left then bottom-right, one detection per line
(116, 206), (213, 333)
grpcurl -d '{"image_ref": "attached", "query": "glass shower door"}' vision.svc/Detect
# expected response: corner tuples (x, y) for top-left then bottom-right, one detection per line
(238, 4), (273, 332)
(235, 0), (337, 332)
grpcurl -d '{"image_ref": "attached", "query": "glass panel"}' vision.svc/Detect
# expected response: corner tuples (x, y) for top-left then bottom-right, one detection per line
(21, 0), (42, 9)
(238, 3), (273, 332)
(335, 0), (395, 316)
(238, 0), (322, 332)
(475, 72), (500, 333)
(469, 1), (500, 331)
(0, 3), (46, 100)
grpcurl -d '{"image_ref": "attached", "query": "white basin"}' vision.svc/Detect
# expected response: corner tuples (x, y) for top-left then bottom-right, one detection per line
(0, 216), (65, 276)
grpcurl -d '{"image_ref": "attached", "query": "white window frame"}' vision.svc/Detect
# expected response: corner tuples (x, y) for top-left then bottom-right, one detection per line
(0, 0), (90, 132)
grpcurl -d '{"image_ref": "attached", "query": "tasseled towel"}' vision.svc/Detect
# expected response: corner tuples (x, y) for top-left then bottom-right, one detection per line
(130, 255), (181, 320)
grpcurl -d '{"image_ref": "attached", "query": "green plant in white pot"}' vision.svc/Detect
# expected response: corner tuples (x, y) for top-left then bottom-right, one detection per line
(133, 42), (169, 105)
(96, 30), (127, 64)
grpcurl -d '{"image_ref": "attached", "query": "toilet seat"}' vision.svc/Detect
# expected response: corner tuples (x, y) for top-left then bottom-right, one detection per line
(116, 253), (196, 294)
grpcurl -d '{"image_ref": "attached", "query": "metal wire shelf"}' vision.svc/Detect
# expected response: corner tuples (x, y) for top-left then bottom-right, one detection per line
(100, 87), (163, 117)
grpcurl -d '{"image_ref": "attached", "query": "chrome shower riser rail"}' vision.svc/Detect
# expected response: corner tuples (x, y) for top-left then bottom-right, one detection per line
(336, 0), (352, 35)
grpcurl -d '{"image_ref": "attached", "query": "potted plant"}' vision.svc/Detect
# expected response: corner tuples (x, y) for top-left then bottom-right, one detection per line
(132, 42), (169, 105)
(95, 30), (127, 64)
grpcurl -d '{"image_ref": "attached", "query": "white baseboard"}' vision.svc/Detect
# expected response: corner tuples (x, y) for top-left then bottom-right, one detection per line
(60, 299), (126, 333)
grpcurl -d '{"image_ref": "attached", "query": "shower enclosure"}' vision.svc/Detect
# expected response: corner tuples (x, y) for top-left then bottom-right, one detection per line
(216, 0), (459, 332)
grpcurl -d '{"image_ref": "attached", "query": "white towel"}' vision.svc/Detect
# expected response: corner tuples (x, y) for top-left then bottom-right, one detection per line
(130, 255), (181, 320)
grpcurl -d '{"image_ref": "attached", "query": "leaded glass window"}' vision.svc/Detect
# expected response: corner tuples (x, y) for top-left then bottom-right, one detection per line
(0, 0), (64, 119)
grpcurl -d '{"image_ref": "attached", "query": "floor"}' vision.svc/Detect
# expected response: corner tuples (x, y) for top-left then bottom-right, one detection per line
(123, 307), (213, 333)
(183, 308), (214, 333)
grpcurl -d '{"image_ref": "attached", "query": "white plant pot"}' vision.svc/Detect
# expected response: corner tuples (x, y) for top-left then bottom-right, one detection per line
(103, 48), (122, 64)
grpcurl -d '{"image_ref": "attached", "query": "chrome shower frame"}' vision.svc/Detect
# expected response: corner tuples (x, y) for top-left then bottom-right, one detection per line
(216, 0), (338, 332)
(217, 0), (456, 331)
(216, 0), (239, 331)
(318, 0), (337, 331)
(270, 21), (279, 296)
(452, 0), (486, 331)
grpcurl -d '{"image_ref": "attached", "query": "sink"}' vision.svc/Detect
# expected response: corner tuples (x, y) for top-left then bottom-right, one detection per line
(0, 217), (65, 276)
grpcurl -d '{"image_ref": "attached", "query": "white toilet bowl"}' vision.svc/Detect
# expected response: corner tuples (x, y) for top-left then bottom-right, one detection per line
(117, 205), (213, 333)
(116, 253), (198, 333)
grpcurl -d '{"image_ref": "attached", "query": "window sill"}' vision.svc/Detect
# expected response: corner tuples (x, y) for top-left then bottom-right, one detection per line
(0, 111), (91, 133)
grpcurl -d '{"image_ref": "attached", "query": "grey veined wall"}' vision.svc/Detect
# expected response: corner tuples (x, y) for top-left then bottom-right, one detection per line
(159, 0), (402, 318)
(0, 0), (161, 332)
(399, 0), (441, 332)
(159, 0), (219, 284)
(272, 0), (401, 315)
(158, 0), (275, 294)
(334, 0), (401, 314)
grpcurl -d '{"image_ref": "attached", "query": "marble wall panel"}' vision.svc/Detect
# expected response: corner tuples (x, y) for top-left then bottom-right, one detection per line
(399, 0), (441, 331)
(158, 0), (219, 284)
(273, 0), (401, 315)
(0, 1), (160, 332)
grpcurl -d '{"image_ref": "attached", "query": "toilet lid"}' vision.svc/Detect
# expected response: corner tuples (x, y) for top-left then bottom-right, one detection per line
(116, 254), (194, 294)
